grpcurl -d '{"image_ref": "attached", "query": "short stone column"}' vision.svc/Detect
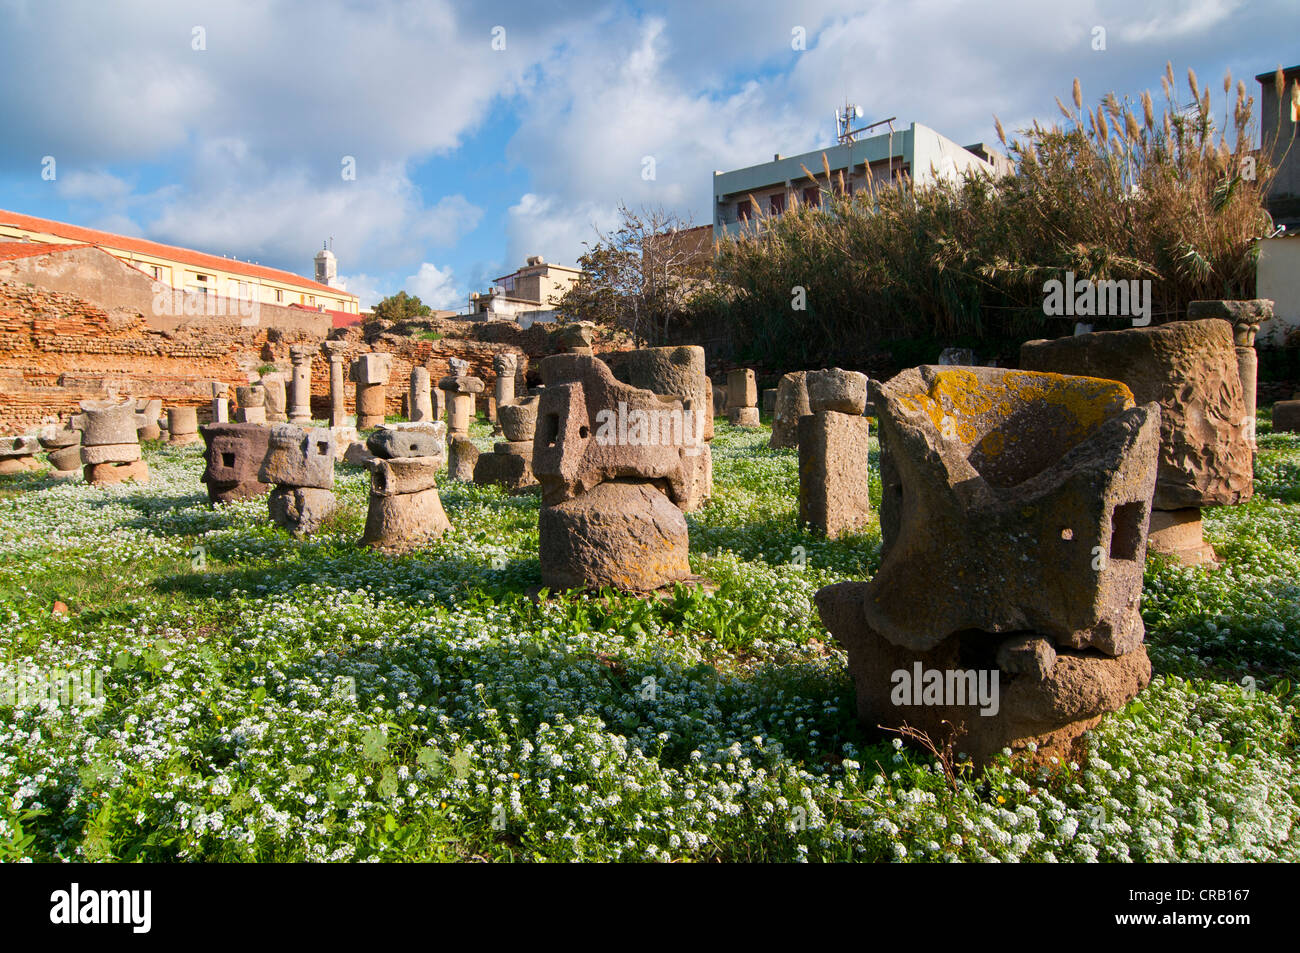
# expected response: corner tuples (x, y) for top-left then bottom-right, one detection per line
(351, 352), (393, 430)
(727, 368), (760, 428)
(288, 345), (314, 425)
(209, 381), (230, 424)
(409, 367), (434, 422)
(235, 384), (267, 424)
(262, 374), (288, 423)
(167, 406), (200, 445)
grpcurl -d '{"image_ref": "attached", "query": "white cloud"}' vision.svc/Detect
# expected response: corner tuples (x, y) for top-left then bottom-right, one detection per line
(403, 262), (463, 311)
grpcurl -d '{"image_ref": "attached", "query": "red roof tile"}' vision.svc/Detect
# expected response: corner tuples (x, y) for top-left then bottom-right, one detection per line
(0, 241), (94, 262)
(0, 209), (356, 300)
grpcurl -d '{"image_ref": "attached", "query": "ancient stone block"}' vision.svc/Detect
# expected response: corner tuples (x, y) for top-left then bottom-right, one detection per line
(447, 392), (476, 435)
(807, 368), (868, 415)
(762, 388), (777, 414)
(602, 344), (714, 448)
(369, 455), (442, 496)
(816, 582), (1152, 767)
(409, 367), (433, 422)
(38, 427), (80, 450)
(728, 406), (761, 427)
(439, 375), (485, 395)
(1146, 507), (1216, 567)
(77, 399), (140, 446)
(870, 366), (1160, 657)
(712, 381), (726, 416)
(84, 460), (150, 485)
(1274, 400), (1300, 433)
(201, 423), (272, 504)
(135, 398), (163, 441)
(0, 435), (40, 458)
(342, 441), (376, 467)
(47, 445), (83, 472)
(473, 442), (538, 493)
(538, 481), (690, 591)
(258, 425), (336, 490)
(770, 371), (810, 449)
(1021, 319), (1252, 509)
(81, 443), (142, 465)
(262, 375), (288, 423)
(447, 435), (480, 481)
(235, 384), (267, 425)
(367, 423), (446, 461)
(0, 456), (40, 475)
(533, 354), (703, 508)
(167, 406), (199, 444)
(362, 485), (450, 553)
(727, 368), (757, 408)
(499, 397), (539, 442)
(268, 486), (336, 537)
(814, 365), (1160, 766)
(353, 352), (393, 386)
(798, 411), (871, 538)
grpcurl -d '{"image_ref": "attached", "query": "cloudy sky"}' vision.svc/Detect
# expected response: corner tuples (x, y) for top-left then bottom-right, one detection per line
(0, 0), (1294, 310)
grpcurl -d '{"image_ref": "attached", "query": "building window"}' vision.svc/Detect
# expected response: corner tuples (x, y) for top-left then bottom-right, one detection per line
(802, 186), (820, 208)
(275, 289), (283, 303)
(769, 193), (785, 215)
(151, 265), (161, 280)
(736, 199), (752, 222)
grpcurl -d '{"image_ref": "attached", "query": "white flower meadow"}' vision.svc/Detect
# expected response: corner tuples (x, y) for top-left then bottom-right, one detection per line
(0, 422), (1296, 861)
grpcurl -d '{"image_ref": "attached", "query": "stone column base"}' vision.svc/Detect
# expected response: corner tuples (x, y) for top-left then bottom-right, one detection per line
(1147, 508), (1216, 567)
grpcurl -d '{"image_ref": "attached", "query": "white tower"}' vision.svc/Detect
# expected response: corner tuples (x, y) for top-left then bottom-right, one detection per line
(314, 243), (339, 287)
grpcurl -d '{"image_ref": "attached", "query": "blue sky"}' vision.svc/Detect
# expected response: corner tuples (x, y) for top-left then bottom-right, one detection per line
(0, 0), (1295, 310)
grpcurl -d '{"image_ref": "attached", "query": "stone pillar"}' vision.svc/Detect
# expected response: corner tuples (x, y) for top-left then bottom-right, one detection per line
(727, 368), (760, 428)
(235, 384), (267, 424)
(210, 381), (230, 423)
(288, 345), (314, 425)
(493, 352), (518, 410)
(1233, 321), (1259, 451)
(167, 406), (200, 445)
(409, 367), (433, 422)
(798, 370), (871, 537)
(352, 352), (393, 430)
(262, 374), (288, 423)
(321, 341), (348, 427)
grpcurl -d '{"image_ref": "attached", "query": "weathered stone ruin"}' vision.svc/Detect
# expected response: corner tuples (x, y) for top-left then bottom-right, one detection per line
(816, 366), (1160, 766)
(1021, 318), (1253, 567)
(762, 388), (777, 415)
(136, 398), (163, 441)
(167, 406), (200, 446)
(235, 384), (267, 424)
(321, 340), (349, 428)
(200, 422), (272, 504)
(1186, 299), (1271, 451)
(210, 381), (230, 424)
(473, 396), (540, 493)
(938, 347), (976, 366)
(440, 358), (484, 481)
(351, 352), (393, 430)
(262, 373), (288, 423)
(770, 370), (811, 449)
(798, 368), (870, 537)
(533, 353), (701, 591)
(0, 435), (41, 475)
(408, 367), (434, 423)
(287, 345), (314, 425)
(39, 425), (82, 478)
(601, 345), (713, 511)
(259, 424), (337, 536)
(362, 422), (451, 553)
(727, 368), (761, 428)
(493, 352), (519, 412)
(75, 398), (149, 484)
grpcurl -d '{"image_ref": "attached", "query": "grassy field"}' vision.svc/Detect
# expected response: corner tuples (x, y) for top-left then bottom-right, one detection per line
(0, 414), (1297, 862)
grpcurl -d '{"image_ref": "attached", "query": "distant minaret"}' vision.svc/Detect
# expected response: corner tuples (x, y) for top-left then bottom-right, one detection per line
(314, 241), (340, 288)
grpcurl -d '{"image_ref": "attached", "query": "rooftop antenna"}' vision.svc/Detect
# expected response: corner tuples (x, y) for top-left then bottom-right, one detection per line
(836, 100), (863, 144)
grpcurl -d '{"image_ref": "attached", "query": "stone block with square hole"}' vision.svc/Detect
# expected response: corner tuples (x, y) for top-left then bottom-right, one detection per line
(201, 422), (272, 504)
(816, 366), (1160, 767)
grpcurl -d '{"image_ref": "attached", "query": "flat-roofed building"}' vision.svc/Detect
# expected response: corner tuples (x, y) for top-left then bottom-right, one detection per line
(1256, 65), (1300, 230)
(712, 122), (1010, 238)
